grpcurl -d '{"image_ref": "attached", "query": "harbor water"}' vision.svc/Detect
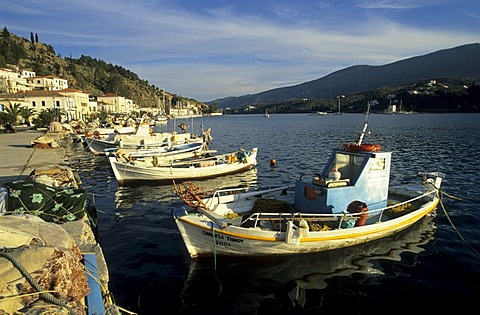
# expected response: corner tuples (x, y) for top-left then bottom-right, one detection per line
(69, 113), (480, 315)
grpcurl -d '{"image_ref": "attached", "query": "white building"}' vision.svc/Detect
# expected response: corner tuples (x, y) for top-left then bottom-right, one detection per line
(26, 75), (68, 91)
(0, 68), (32, 93)
(97, 93), (134, 114)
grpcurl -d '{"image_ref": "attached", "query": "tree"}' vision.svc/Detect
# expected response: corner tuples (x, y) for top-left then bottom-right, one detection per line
(30, 32), (34, 45)
(0, 103), (22, 126)
(32, 108), (66, 128)
(19, 107), (37, 126)
(1, 27), (10, 39)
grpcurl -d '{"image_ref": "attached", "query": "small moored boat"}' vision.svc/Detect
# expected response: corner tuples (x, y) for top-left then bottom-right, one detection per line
(108, 147), (258, 185)
(172, 102), (444, 258)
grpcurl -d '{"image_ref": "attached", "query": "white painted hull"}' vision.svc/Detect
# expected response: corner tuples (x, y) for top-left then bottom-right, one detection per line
(84, 137), (119, 153)
(109, 148), (258, 184)
(173, 186), (440, 258)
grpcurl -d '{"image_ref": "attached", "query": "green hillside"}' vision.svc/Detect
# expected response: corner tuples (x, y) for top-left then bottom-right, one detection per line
(0, 27), (201, 109)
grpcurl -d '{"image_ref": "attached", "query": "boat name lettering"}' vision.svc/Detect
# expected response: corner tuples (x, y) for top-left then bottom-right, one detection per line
(201, 231), (244, 243)
(202, 230), (224, 239)
(226, 236), (244, 243)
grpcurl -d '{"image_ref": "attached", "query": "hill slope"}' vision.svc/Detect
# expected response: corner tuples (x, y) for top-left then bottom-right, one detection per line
(0, 27), (200, 109)
(211, 43), (480, 109)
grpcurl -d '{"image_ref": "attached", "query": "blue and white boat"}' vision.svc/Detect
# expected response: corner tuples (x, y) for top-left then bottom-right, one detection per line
(172, 103), (444, 258)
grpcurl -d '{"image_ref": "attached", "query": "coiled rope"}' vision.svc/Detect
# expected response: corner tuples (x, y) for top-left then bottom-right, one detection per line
(0, 251), (77, 315)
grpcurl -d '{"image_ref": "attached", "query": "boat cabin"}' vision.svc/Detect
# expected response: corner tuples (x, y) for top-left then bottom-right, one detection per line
(294, 149), (391, 214)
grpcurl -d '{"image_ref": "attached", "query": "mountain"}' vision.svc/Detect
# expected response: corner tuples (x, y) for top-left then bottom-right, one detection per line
(211, 43), (480, 109)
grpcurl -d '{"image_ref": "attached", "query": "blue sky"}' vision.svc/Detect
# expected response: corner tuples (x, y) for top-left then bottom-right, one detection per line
(1, 0), (479, 101)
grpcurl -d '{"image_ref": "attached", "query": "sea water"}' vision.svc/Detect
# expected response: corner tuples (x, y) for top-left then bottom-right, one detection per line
(69, 113), (480, 315)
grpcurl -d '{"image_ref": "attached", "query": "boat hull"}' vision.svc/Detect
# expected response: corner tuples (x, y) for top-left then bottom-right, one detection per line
(173, 190), (440, 258)
(84, 133), (202, 155)
(110, 148), (258, 184)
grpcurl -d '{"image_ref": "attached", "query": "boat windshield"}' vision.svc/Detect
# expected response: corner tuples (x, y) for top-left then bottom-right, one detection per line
(323, 152), (366, 184)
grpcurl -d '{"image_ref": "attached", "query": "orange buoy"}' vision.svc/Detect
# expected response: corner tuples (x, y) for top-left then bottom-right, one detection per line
(270, 159), (277, 167)
(342, 143), (381, 152)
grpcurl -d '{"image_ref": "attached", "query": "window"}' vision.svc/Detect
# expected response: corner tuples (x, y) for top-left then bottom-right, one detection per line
(32, 101), (36, 107)
(41, 101), (46, 107)
(370, 158), (386, 171)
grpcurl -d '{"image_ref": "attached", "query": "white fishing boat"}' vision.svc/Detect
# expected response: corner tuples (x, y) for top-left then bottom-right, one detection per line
(108, 147), (258, 185)
(172, 102), (444, 258)
(110, 141), (208, 159)
(84, 118), (212, 155)
(308, 111), (327, 116)
(155, 114), (169, 125)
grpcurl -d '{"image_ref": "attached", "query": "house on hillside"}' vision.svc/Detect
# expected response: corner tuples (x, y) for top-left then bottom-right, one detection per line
(0, 68), (32, 93)
(97, 93), (135, 114)
(26, 75), (68, 91)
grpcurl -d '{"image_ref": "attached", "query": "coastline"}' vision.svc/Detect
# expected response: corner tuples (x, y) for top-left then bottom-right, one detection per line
(0, 130), (119, 314)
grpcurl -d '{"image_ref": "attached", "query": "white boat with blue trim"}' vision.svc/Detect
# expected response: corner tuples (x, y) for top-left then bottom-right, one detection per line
(172, 103), (444, 258)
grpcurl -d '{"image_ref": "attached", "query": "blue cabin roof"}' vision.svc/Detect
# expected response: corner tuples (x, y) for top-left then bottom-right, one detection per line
(294, 149), (392, 214)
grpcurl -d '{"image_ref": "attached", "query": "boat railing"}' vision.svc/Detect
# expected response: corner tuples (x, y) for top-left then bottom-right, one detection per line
(241, 212), (348, 231)
(240, 188), (438, 230)
(367, 188), (438, 223)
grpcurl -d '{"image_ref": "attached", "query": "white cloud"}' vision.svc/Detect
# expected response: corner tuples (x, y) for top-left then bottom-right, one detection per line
(1, 0), (478, 101)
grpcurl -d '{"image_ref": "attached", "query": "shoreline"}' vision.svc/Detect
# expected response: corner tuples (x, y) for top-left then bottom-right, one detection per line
(0, 130), (119, 314)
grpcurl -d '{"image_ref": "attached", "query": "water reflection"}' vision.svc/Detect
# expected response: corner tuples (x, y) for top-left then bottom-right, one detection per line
(180, 214), (436, 313)
(114, 169), (259, 209)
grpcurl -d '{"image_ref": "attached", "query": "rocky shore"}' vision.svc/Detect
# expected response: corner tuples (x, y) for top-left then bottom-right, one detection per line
(0, 130), (121, 315)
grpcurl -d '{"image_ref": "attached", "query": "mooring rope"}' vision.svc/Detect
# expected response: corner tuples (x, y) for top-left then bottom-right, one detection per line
(209, 222), (224, 298)
(18, 146), (37, 179)
(438, 190), (480, 258)
(211, 222), (217, 270)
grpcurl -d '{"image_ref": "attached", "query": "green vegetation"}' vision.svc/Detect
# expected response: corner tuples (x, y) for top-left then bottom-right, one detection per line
(32, 108), (66, 128)
(234, 79), (480, 114)
(0, 102), (22, 125)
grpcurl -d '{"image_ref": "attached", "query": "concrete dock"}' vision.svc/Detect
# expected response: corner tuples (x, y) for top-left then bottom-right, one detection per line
(0, 130), (120, 314)
(0, 130), (67, 186)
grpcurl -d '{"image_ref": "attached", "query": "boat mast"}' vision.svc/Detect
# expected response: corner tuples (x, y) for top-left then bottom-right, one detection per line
(357, 100), (376, 145)
(162, 89), (165, 114)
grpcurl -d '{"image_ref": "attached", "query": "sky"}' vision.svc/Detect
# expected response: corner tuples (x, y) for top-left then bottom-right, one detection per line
(1, 0), (479, 102)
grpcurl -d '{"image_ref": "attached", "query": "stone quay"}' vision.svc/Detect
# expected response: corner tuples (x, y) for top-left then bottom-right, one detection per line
(0, 129), (121, 315)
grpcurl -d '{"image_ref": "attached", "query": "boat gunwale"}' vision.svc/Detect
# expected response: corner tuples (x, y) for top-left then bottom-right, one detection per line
(175, 188), (440, 243)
